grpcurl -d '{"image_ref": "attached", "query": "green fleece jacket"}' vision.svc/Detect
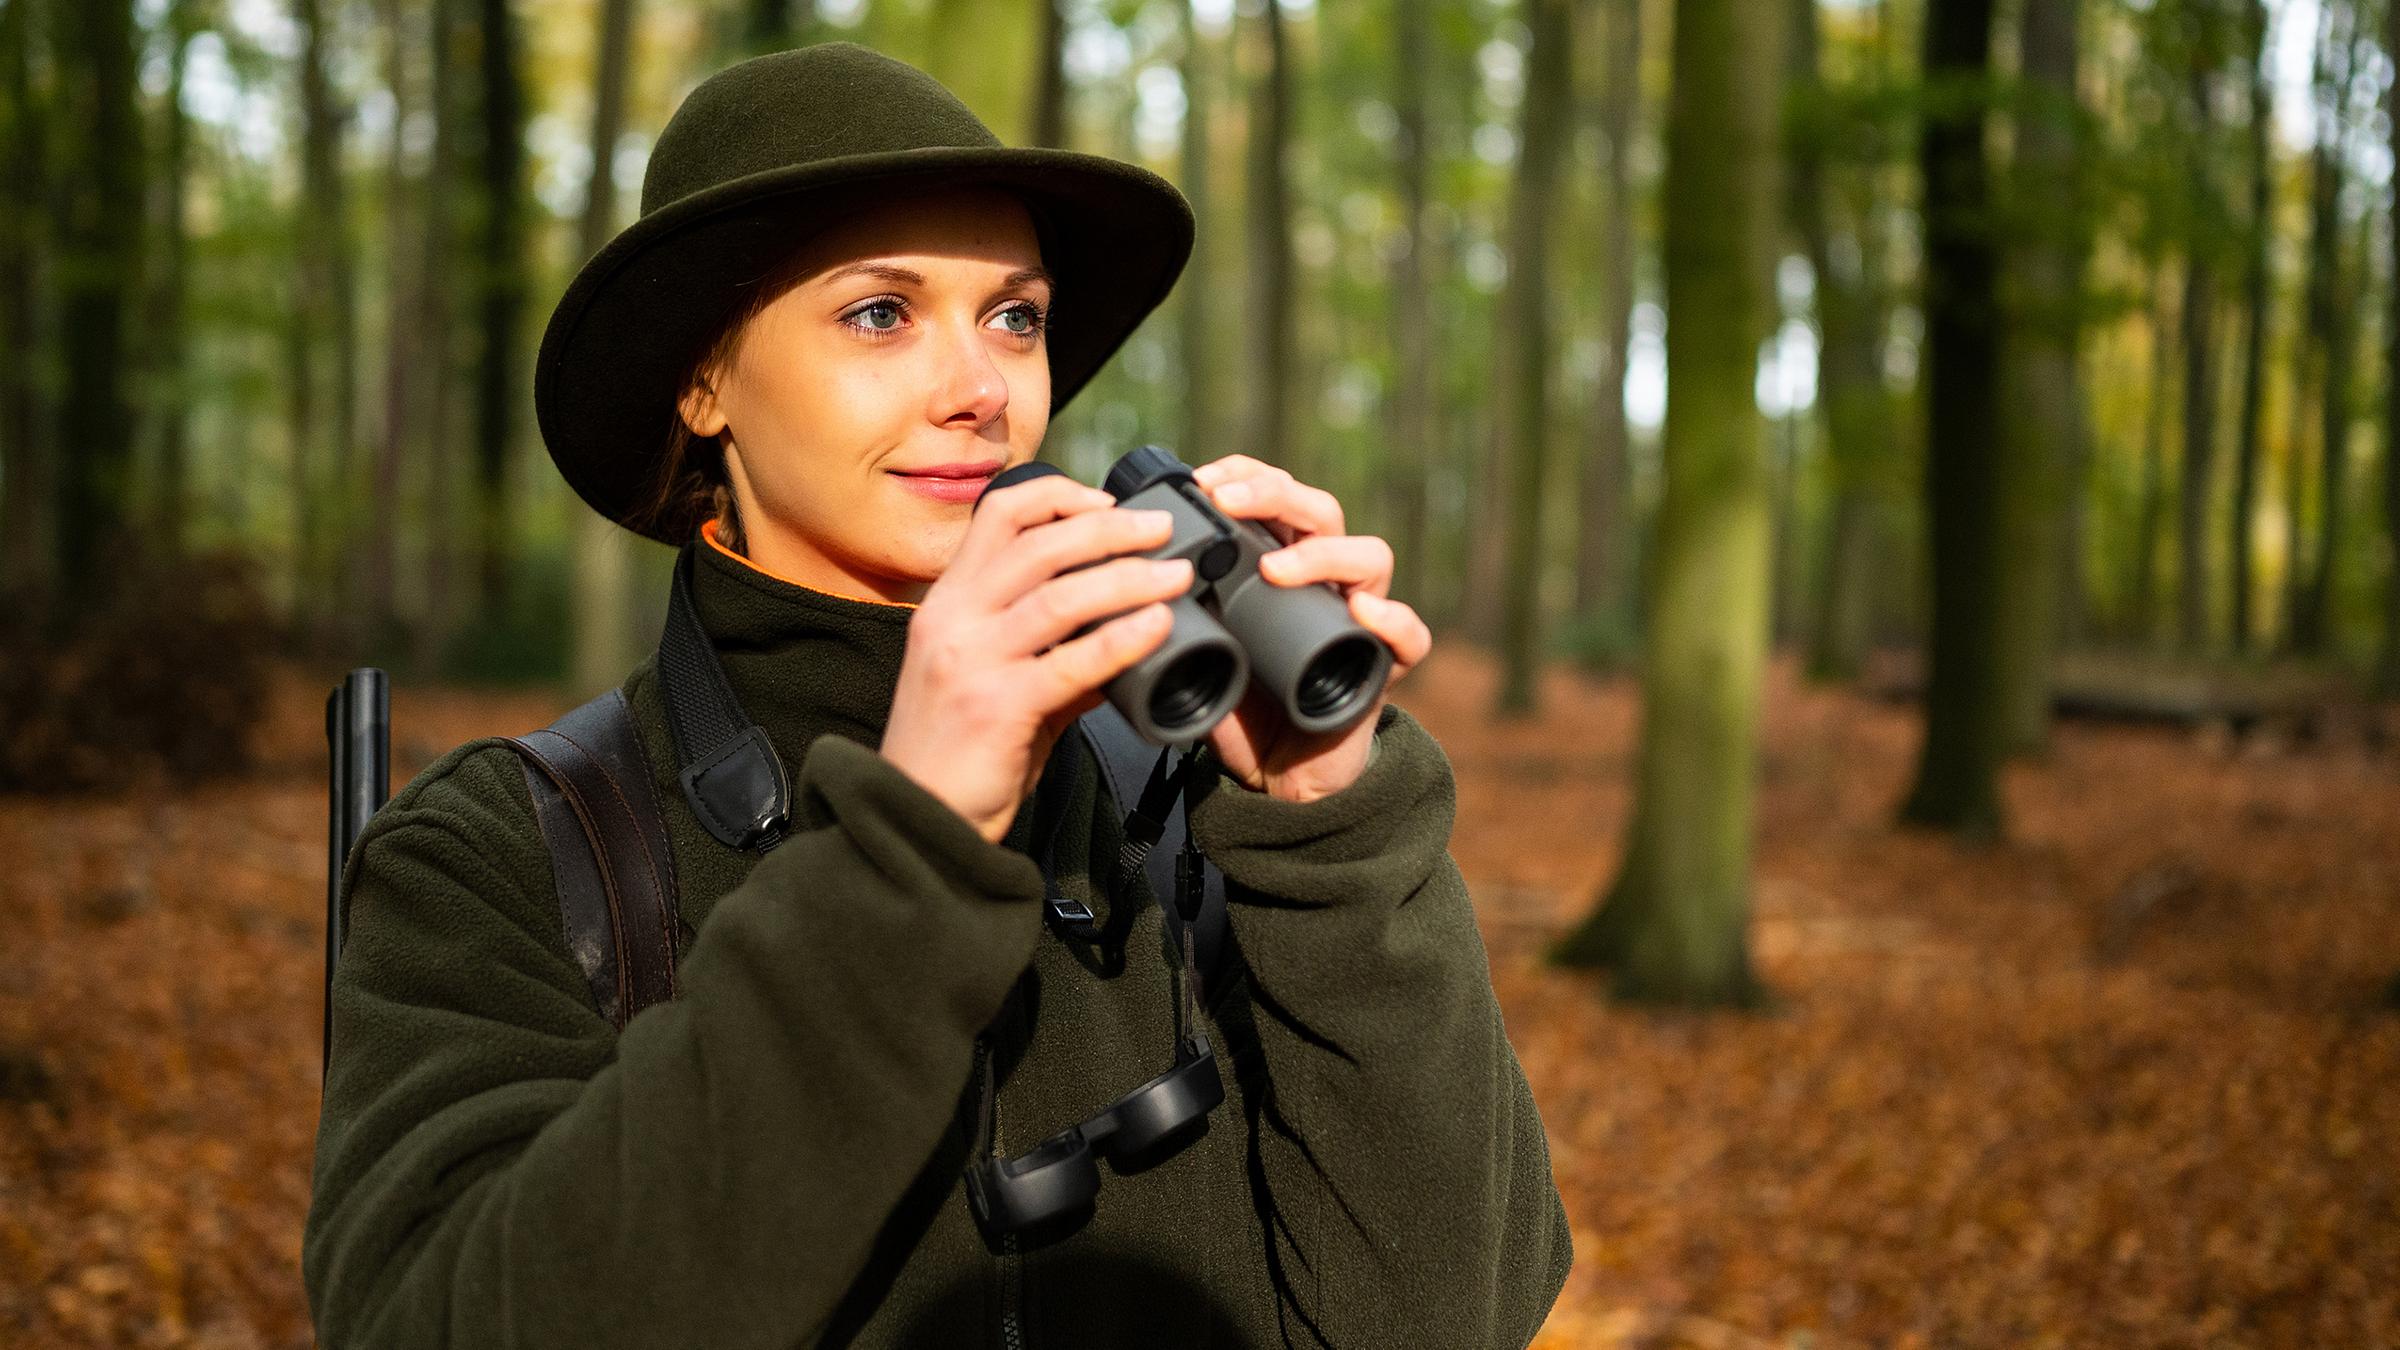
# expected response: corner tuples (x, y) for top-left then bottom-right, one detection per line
(303, 531), (1573, 1349)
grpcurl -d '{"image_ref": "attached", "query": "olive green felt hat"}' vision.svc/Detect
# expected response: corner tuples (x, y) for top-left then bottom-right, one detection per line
(534, 41), (1195, 543)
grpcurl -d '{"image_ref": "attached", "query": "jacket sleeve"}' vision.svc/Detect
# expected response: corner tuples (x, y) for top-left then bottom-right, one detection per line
(302, 732), (1046, 1350)
(1186, 703), (1574, 1350)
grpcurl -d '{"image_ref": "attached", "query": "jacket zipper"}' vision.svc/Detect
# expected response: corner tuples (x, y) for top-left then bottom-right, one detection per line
(1000, 1229), (1024, 1350)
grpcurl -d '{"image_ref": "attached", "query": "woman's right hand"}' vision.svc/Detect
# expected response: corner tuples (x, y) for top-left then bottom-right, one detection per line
(879, 474), (1193, 844)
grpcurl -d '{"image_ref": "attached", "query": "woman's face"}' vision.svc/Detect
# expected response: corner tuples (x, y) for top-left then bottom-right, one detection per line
(678, 184), (1054, 604)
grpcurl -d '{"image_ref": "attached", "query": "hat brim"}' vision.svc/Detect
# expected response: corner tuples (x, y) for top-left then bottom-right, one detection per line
(534, 145), (1194, 544)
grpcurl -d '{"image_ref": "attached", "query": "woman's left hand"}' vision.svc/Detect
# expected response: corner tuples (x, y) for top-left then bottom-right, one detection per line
(1190, 455), (1434, 802)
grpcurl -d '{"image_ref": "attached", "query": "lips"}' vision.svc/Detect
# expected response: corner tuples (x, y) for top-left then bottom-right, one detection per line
(891, 460), (1006, 479)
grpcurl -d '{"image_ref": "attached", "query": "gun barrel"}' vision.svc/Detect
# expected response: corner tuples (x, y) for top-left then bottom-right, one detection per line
(324, 668), (390, 1074)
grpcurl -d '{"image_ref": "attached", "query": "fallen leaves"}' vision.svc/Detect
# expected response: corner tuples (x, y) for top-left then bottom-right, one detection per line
(0, 652), (2394, 1347)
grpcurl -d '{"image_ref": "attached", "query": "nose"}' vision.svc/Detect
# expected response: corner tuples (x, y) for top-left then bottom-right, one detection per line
(931, 314), (1009, 431)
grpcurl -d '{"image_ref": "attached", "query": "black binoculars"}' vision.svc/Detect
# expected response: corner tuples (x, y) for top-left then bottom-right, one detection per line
(978, 446), (1395, 745)
(964, 1032), (1224, 1237)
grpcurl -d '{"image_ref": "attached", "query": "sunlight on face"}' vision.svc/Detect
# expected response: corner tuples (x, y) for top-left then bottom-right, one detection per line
(677, 183), (1054, 604)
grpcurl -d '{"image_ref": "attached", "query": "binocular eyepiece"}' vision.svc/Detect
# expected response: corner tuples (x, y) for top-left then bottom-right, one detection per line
(977, 446), (1395, 746)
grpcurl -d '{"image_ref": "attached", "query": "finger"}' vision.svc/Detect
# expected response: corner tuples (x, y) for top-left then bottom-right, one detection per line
(1350, 591), (1432, 676)
(980, 505), (1177, 604)
(1003, 555), (1194, 654)
(1031, 602), (1175, 709)
(950, 472), (1115, 580)
(1191, 454), (1285, 489)
(1208, 471), (1344, 541)
(1258, 535), (1394, 596)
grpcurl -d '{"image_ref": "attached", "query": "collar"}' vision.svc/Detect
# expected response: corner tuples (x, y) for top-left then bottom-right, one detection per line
(686, 518), (916, 761)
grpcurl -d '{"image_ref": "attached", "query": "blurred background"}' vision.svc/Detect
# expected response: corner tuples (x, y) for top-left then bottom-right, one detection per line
(2, 0), (2398, 1345)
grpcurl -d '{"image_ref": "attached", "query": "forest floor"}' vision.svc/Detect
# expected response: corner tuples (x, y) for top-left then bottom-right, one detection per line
(1, 648), (2395, 1348)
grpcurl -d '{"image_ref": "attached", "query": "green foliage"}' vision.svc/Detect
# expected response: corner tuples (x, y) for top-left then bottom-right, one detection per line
(428, 536), (575, 687)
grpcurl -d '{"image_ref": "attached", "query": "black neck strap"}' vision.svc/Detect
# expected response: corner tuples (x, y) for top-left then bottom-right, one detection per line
(658, 543), (792, 853)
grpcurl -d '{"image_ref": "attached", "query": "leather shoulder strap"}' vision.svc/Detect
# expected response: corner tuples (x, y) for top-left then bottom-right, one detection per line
(505, 688), (682, 1029)
(1075, 705), (1234, 1008)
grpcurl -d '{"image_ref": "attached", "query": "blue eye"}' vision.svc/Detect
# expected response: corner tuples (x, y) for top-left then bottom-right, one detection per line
(855, 301), (902, 331)
(995, 303), (1047, 337)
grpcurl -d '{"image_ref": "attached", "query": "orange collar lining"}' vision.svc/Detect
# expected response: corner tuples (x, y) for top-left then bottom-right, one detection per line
(700, 518), (920, 610)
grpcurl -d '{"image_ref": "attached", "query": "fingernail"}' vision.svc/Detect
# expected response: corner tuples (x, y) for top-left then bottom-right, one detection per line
(1216, 482), (1250, 507)
(1142, 509), (1174, 528)
(1156, 557), (1193, 583)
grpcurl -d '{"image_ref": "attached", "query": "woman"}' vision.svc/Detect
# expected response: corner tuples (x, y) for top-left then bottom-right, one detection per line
(305, 41), (1571, 1349)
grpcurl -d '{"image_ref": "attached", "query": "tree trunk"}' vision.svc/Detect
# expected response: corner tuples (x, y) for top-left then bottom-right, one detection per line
(1995, 0), (2083, 750)
(295, 0), (357, 632)
(0, 0), (48, 594)
(1241, 0), (1293, 477)
(473, 0), (525, 617)
(2303, 197), (2368, 658)
(1029, 0), (1067, 148)
(46, 0), (143, 609)
(2176, 251), (2218, 652)
(1897, 0), (2005, 838)
(1576, 0), (1642, 639)
(2229, 0), (2271, 656)
(147, 0), (199, 558)
(1384, 0), (1434, 610)
(1493, 0), (1574, 717)
(569, 0), (642, 699)
(365, 0), (417, 641)
(1793, 0), (1892, 684)
(1178, 0), (1216, 466)
(2132, 262), (2173, 642)
(2383, 0), (2400, 694)
(1552, 0), (1781, 1006)
(414, 0), (463, 673)
(2288, 1), (2354, 655)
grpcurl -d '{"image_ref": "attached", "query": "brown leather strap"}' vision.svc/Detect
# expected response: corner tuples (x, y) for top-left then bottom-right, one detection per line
(505, 688), (682, 1029)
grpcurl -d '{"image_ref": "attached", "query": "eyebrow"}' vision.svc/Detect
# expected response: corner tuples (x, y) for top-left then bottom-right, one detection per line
(818, 261), (1055, 292)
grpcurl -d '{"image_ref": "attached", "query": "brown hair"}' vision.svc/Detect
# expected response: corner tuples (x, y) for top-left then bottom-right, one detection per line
(620, 243), (825, 551)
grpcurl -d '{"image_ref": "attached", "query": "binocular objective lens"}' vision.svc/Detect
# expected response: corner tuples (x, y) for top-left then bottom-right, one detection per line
(1150, 647), (1240, 731)
(1296, 637), (1382, 721)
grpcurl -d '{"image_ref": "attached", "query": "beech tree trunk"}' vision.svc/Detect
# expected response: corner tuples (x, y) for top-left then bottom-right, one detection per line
(1995, 0), (2084, 749)
(1553, 0), (1782, 1006)
(1793, 0), (1894, 684)
(413, 0), (463, 672)
(1241, 0), (1293, 478)
(148, 0), (199, 558)
(569, 0), (642, 699)
(471, 0), (526, 616)
(1384, 0), (1434, 610)
(1576, 0), (1642, 640)
(2229, 0), (2271, 655)
(2177, 103), (2219, 652)
(2132, 263), (2174, 642)
(46, 0), (143, 609)
(2288, 2), (2355, 654)
(1898, 0), (2007, 838)
(1, 0), (48, 594)
(1029, 0), (1067, 148)
(2382, 0), (2400, 693)
(364, 0), (417, 639)
(1493, 0), (1574, 717)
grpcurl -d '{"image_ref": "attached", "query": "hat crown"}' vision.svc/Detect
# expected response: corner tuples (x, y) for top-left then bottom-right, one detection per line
(641, 42), (1002, 218)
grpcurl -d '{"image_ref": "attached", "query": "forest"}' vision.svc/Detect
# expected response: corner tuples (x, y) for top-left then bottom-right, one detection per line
(1, 0), (2397, 1345)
